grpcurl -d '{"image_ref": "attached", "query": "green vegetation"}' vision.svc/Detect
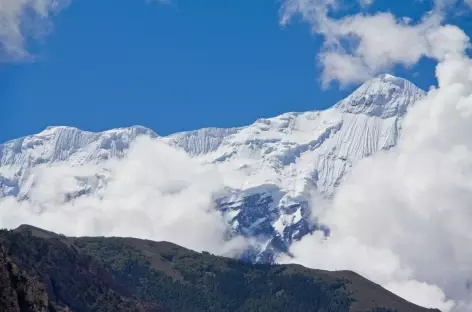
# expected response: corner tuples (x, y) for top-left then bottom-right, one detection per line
(0, 230), (162, 312)
(73, 237), (351, 312)
(0, 225), (441, 312)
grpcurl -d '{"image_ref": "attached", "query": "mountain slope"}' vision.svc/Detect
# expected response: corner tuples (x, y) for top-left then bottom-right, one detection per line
(0, 74), (425, 261)
(0, 126), (157, 199)
(0, 243), (61, 312)
(0, 224), (441, 312)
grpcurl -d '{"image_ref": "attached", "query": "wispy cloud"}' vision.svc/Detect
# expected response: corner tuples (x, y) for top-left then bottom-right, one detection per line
(0, 0), (70, 62)
(0, 0), (171, 62)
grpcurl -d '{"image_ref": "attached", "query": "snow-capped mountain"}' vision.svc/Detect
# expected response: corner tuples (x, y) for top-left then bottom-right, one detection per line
(0, 74), (425, 261)
(0, 125), (157, 199)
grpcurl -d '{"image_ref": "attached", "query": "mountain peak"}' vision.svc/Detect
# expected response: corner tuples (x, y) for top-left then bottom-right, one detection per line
(335, 74), (425, 118)
(39, 125), (157, 138)
(375, 73), (405, 85)
(0, 125), (158, 175)
(1, 74), (423, 267)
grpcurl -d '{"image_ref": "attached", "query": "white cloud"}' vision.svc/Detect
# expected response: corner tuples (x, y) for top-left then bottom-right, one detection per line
(0, 0), (70, 61)
(280, 0), (472, 86)
(318, 51), (373, 88)
(323, 15), (470, 87)
(279, 0), (472, 310)
(386, 281), (455, 311)
(0, 0), (171, 62)
(0, 136), (246, 255)
(280, 54), (472, 311)
(282, 233), (455, 311)
(323, 13), (436, 84)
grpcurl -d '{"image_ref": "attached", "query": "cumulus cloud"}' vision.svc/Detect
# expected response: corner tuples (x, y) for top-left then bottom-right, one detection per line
(0, 136), (246, 255)
(278, 5), (472, 310)
(278, 0), (472, 310)
(280, 0), (471, 86)
(282, 77), (472, 310)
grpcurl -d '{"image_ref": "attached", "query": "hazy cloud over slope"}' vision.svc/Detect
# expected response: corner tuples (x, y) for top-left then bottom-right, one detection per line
(0, 137), (247, 255)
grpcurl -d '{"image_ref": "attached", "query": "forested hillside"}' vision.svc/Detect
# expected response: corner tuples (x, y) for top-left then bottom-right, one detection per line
(0, 225), (440, 312)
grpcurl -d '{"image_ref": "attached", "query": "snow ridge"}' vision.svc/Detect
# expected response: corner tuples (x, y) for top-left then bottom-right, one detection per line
(335, 74), (424, 118)
(167, 127), (241, 156)
(0, 126), (157, 197)
(0, 74), (425, 261)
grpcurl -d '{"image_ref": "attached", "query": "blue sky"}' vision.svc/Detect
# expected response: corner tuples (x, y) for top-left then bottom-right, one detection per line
(0, 0), (467, 143)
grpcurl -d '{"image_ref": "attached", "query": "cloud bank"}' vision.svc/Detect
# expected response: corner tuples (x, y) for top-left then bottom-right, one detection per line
(280, 0), (472, 311)
(284, 60), (472, 309)
(0, 137), (246, 256)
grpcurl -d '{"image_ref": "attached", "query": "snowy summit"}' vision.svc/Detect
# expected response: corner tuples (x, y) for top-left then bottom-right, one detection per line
(0, 74), (425, 261)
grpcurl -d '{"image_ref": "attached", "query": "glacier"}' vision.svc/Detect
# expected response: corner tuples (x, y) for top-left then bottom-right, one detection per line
(0, 74), (425, 262)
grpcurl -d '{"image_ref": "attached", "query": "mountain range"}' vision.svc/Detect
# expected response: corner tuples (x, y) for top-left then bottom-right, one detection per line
(0, 73), (425, 262)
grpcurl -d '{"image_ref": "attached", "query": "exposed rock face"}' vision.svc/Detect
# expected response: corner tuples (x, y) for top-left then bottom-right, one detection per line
(0, 244), (58, 312)
(0, 226), (167, 312)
